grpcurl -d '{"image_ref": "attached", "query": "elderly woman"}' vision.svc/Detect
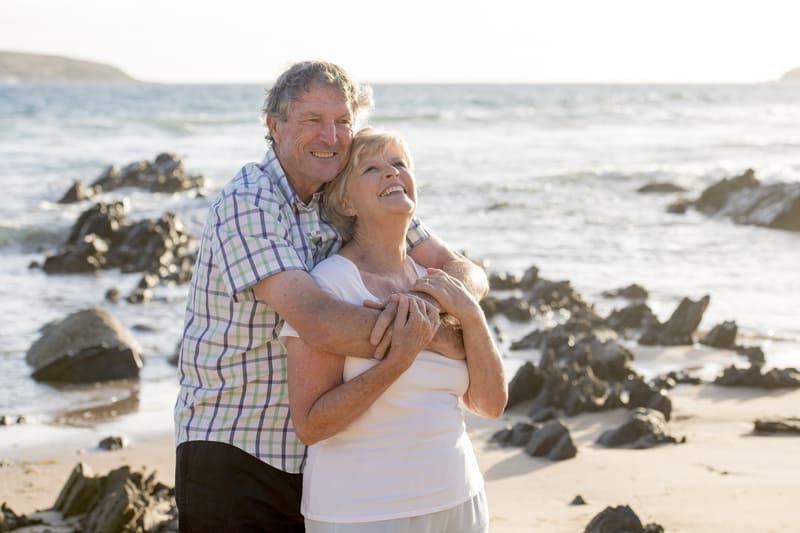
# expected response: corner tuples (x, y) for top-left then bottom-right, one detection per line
(280, 128), (507, 533)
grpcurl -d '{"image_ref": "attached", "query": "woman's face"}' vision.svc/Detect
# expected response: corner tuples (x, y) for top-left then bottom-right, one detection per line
(344, 142), (417, 224)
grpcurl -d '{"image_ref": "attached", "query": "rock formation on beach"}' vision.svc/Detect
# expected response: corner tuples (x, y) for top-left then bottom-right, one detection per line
(58, 153), (205, 202)
(0, 51), (135, 83)
(666, 169), (800, 232)
(25, 308), (142, 382)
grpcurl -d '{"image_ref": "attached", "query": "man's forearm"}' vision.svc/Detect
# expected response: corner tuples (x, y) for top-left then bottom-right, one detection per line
(441, 255), (489, 301)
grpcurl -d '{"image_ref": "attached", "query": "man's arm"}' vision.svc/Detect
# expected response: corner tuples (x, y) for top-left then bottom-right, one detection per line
(254, 269), (382, 357)
(408, 233), (489, 301)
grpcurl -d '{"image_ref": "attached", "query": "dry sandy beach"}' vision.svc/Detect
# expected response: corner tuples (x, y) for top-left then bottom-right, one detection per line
(1, 346), (798, 532)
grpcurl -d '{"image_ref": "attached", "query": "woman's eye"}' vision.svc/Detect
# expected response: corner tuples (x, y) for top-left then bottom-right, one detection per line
(392, 161), (407, 169)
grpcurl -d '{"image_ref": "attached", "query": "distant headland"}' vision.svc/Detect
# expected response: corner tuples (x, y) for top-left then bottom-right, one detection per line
(0, 51), (136, 83)
(780, 66), (800, 81)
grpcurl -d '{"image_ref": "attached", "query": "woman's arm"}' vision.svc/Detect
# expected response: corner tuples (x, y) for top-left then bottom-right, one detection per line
(287, 296), (440, 445)
(412, 269), (508, 418)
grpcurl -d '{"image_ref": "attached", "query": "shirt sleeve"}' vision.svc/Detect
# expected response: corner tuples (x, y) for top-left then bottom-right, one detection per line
(279, 257), (365, 340)
(211, 182), (306, 297)
(406, 216), (431, 249)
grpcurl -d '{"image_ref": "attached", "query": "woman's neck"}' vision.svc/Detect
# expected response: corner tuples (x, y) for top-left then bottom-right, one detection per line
(341, 212), (415, 270)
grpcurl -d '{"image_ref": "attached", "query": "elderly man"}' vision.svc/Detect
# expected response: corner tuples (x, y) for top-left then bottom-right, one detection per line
(174, 61), (487, 532)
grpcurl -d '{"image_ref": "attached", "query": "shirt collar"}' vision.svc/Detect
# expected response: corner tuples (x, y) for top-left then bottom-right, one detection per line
(259, 148), (323, 214)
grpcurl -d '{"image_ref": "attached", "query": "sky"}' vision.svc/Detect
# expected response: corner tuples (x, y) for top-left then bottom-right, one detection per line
(2, 0), (799, 84)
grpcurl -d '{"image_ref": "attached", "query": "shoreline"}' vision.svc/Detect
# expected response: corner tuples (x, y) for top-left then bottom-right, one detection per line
(2, 345), (798, 532)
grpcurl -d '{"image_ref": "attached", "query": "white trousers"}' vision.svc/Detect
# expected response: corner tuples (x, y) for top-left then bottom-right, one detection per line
(304, 490), (489, 533)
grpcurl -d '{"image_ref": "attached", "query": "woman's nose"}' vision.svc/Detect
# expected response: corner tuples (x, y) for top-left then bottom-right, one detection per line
(383, 165), (399, 178)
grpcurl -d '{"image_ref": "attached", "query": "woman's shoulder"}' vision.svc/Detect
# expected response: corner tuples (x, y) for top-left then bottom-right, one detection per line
(309, 254), (368, 303)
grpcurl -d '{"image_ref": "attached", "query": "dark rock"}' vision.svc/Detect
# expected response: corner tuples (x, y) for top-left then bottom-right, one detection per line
(637, 182), (687, 193)
(695, 168), (760, 213)
(58, 180), (97, 204)
(584, 505), (647, 533)
(597, 408), (680, 448)
(505, 362), (545, 410)
(667, 197), (691, 214)
(714, 364), (800, 389)
(529, 406), (560, 423)
(753, 418), (800, 434)
(52, 462), (176, 533)
(735, 345), (765, 363)
(26, 308), (142, 382)
(639, 295), (710, 346)
(570, 495), (587, 505)
(602, 284), (649, 300)
(98, 436), (126, 451)
(548, 431), (578, 460)
(518, 266), (540, 290)
(489, 271), (521, 290)
(0, 502), (43, 530)
(720, 182), (800, 232)
(509, 421), (539, 447)
(528, 279), (593, 316)
(83, 154), (205, 195)
(589, 339), (633, 382)
(606, 302), (658, 332)
(105, 287), (120, 303)
(525, 420), (576, 461)
(480, 295), (533, 322)
(699, 320), (737, 349)
(42, 201), (197, 293)
(489, 426), (513, 446)
(691, 168), (800, 232)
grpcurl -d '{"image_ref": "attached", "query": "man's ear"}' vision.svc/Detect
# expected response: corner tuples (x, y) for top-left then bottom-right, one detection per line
(266, 115), (280, 143)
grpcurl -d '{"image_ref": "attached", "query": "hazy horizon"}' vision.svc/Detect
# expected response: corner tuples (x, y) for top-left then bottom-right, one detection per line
(2, 0), (799, 84)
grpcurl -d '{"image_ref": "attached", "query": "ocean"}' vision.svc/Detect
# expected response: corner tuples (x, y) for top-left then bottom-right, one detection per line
(1, 82), (798, 442)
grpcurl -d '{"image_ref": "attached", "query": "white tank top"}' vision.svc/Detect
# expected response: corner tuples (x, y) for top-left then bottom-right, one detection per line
(281, 255), (483, 522)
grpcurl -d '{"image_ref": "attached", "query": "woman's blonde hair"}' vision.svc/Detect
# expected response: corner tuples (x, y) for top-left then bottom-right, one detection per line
(323, 128), (414, 242)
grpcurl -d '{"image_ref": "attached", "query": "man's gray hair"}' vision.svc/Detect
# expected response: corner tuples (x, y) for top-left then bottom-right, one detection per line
(261, 61), (374, 146)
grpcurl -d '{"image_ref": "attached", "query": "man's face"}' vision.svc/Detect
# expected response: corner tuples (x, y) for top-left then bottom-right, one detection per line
(268, 83), (354, 201)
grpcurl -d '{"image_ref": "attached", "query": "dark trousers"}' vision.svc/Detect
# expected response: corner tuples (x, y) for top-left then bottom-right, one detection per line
(176, 441), (304, 532)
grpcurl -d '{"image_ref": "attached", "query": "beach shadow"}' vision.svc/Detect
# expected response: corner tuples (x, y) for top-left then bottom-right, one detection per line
(48, 380), (141, 427)
(696, 383), (798, 403)
(480, 445), (558, 481)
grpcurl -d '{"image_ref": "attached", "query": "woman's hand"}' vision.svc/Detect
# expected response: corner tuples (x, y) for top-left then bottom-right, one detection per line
(412, 268), (481, 324)
(382, 294), (440, 371)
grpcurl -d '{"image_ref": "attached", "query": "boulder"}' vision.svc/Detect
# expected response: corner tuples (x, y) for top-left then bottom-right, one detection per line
(602, 283), (649, 300)
(694, 168), (760, 213)
(26, 308), (142, 382)
(638, 295), (710, 346)
(700, 321), (737, 349)
(584, 505), (664, 533)
(524, 420), (577, 461)
(636, 182), (687, 193)
(505, 362), (545, 410)
(754, 417), (800, 434)
(53, 462), (176, 533)
(714, 364), (800, 389)
(596, 408), (681, 449)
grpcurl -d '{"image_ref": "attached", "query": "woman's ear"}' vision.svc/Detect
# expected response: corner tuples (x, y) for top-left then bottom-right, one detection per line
(342, 200), (357, 217)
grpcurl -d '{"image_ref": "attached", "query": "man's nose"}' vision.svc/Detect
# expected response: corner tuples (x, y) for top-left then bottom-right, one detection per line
(319, 121), (337, 144)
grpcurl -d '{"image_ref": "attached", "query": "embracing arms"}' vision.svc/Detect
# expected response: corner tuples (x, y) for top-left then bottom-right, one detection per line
(286, 296), (439, 445)
(254, 231), (486, 360)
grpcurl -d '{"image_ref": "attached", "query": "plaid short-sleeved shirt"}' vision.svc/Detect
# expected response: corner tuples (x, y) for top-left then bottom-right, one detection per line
(174, 148), (430, 473)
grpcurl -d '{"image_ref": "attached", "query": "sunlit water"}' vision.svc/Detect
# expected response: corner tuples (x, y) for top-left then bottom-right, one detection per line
(1, 82), (798, 439)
